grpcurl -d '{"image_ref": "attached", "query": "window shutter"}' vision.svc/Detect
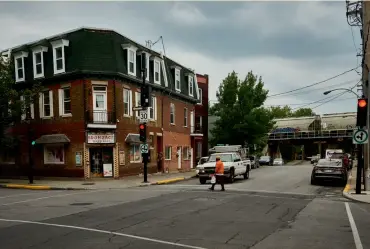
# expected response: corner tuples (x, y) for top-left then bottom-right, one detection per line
(58, 89), (63, 116)
(154, 97), (157, 121)
(39, 93), (43, 118)
(20, 96), (26, 120)
(49, 90), (54, 117)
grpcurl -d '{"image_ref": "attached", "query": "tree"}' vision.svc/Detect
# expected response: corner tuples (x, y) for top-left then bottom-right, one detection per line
(269, 105), (315, 119)
(0, 55), (41, 149)
(210, 71), (275, 151)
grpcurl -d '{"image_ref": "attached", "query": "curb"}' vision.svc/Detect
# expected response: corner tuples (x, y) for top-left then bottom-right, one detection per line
(0, 175), (196, 190)
(342, 173), (370, 204)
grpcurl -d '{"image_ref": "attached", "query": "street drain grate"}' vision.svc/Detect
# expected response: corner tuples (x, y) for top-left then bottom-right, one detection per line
(82, 182), (95, 185)
(70, 203), (93, 206)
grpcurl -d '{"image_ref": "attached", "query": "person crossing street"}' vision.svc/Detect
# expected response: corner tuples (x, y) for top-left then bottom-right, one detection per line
(209, 155), (225, 191)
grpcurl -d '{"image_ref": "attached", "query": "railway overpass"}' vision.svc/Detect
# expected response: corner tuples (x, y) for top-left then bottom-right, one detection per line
(267, 112), (356, 160)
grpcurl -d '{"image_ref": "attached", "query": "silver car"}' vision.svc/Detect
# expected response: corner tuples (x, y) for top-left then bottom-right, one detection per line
(273, 158), (284, 166)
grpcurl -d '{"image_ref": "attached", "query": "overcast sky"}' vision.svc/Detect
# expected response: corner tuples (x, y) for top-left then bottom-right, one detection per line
(0, 1), (362, 114)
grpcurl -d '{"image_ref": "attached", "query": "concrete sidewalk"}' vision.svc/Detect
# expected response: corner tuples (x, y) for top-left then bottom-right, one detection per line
(343, 166), (370, 204)
(0, 171), (196, 190)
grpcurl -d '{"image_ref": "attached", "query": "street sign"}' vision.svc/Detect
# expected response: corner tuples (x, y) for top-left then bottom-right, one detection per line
(133, 106), (143, 111)
(353, 128), (369, 144)
(139, 109), (148, 123)
(140, 143), (149, 154)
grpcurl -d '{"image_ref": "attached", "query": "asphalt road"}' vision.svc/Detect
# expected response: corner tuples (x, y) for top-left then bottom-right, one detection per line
(0, 161), (369, 249)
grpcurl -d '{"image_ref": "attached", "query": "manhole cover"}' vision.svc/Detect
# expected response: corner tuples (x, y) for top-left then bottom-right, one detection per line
(82, 182), (95, 185)
(70, 203), (93, 206)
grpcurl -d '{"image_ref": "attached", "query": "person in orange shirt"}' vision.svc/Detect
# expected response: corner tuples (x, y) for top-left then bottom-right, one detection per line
(209, 155), (225, 191)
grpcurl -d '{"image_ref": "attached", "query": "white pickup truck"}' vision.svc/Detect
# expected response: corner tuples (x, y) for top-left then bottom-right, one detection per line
(196, 152), (250, 184)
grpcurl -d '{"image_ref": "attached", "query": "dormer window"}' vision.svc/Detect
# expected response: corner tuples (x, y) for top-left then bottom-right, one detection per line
(14, 51), (28, 83)
(175, 68), (181, 91)
(121, 44), (138, 77)
(32, 46), (48, 79)
(188, 75), (194, 96)
(51, 39), (69, 75)
(154, 59), (161, 84)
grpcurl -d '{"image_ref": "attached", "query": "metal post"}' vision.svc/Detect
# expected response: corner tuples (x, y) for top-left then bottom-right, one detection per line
(26, 106), (34, 184)
(356, 143), (363, 194)
(141, 55), (148, 184)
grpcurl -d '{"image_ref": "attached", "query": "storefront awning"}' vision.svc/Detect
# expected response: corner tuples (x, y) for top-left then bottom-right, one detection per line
(35, 134), (71, 144)
(125, 133), (140, 144)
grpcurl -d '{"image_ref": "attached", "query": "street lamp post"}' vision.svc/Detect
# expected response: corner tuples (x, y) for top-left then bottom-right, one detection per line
(25, 104), (34, 184)
(323, 88), (361, 98)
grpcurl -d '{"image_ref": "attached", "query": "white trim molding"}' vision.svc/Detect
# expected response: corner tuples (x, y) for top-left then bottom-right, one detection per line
(31, 46), (48, 79)
(14, 51), (28, 83)
(121, 43), (138, 77)
(51, 39), (69, 75)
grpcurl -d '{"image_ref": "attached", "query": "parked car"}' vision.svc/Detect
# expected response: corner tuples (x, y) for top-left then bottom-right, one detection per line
(273, 158), (284, 166)
(250, 155), (259, 169)
(310, 155), (320, 164)
(311, 159), (347, 186)
(259, 156), (272, 166)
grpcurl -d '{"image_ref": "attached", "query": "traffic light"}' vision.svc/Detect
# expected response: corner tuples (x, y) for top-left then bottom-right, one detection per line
(139, 123), (147, 142)
(31, 141), (36, 146)
(356, 98), (368, 127)
(140, 85), (151, 108)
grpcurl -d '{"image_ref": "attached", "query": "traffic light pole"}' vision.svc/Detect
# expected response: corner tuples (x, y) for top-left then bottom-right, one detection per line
(140, 55), (149, 183)
(356, 143), (363, 194)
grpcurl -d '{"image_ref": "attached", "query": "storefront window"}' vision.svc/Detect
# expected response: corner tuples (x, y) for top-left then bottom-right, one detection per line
(165, 146), (172, 160)
(183, 147), (190, 160)
(44, 145), (65, 164)
(130, 144), (142, 163)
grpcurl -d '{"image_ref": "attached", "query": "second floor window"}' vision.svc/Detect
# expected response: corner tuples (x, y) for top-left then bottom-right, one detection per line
(123, 89), (132, 117)
(135, 92), (141, 118)
(184, 108), (188, 127)
(170, 103), (175, 124)
(40, 90), (53, 118)
(59, 88), (71, 116)
(149, 96), (157, 120)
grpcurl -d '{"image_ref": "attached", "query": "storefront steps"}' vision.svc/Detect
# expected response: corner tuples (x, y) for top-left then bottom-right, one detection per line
(0, 171), (197, 190)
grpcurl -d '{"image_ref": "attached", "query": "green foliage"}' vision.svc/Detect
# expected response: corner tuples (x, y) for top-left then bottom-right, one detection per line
(209, 71), (275, 151)
(0, 55), (42, 148)
(269, 105), (315, 119)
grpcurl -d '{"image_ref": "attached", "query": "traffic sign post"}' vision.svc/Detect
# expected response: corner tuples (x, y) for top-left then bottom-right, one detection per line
(352, 128), (369, 144)
(353, 128), (368, 194)
(139, 110), (149, 123)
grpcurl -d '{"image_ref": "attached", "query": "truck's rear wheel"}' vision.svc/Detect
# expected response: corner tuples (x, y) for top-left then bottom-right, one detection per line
(244, 169), (249, 179)
(228, 169), (235, 183)
(199, 178), (207, 184)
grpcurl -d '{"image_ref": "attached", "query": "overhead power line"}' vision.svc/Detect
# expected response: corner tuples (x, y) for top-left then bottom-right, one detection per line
(265, 96), (354, 107)
(267, 67), (359, 98)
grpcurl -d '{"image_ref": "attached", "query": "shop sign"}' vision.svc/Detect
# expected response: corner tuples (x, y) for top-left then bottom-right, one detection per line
(119, 150), (125, 165)
(75, 151), (82, 166)
(87, 132), (115, 144)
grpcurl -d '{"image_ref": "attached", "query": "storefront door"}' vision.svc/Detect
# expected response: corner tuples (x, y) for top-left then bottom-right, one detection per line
(90, 147), (113, 177)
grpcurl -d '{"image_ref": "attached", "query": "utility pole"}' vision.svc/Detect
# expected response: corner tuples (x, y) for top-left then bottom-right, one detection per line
(138, 52), (151, 183)
(26, 104), (34, 184)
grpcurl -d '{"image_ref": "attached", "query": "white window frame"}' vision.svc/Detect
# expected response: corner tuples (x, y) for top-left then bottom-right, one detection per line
(135, 91), (141, 118)
(51, 39), (69, 75)
(123, 88), (132, 117)
(39, 90), (53, 118)
(154, 59), (161, 84)
(184, 108), (188, 127)
(14, 51), (28, 82)
(183, 147), (190, 160)
(165, 146), (172, 160)
(121, 44), (138, 77)
(198, 88), (203, 105)
(32, 46), (48, 79)
(58, 87), (72, 117)
(149, 96), (157, 120)
(170, 103), (175, 125)
(188, 76), (194, 96)
(44, 145), (65, 164)
(20, 95), (35, 120)
(175, 68), (181, 91)
(130, 144), (142, 163)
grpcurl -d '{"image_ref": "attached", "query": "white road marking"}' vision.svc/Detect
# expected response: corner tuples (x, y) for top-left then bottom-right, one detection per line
(0, 191), (55, 199)
(0, 190), (108, 206)
(0, 218), (208, 249)
(345, 202), (364, 249)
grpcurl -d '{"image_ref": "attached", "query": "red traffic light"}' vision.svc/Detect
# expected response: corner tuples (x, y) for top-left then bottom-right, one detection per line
(139, 124), (145, 130)
(359, 99), (367, 108)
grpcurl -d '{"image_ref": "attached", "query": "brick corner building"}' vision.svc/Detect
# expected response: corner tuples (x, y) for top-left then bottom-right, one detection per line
(0, 27), (206, 179)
